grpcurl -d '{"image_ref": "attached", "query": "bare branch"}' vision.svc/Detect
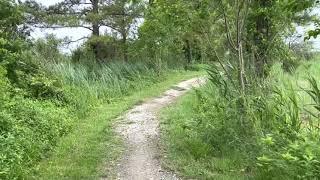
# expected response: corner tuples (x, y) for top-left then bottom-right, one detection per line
(33, 24), (93, 31)
(223, 12), (238, 52)
(62, 36), (89, 45)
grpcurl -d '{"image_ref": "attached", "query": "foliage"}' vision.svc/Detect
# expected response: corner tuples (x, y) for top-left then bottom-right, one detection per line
(49, 60), (170, 116)
(24, 0), (145, 61)
(0, 40), (69, 179)
(72, 35), (121, 64)
(257, 134), (320, 179)
(245, 0), (315, 76)
(161, 58), (320, 179)
(256, 77), (320, 179)
(0, 97), (71, 179)
(0, 7), (71, 178)
(137, 0), (214, 66)
(1, 0), (320, 179)
(0, 0), (24, 39)
(33, 34), (64, 64)
(161, 87), (252, 179)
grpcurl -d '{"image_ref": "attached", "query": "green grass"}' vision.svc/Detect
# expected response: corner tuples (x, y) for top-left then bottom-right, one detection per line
(50, 62), (171, 118)
(160, 90), (252, 180)
(30, 70), (204, 179)
(159, 58), (320, 180)
(270, 58), (320, 111)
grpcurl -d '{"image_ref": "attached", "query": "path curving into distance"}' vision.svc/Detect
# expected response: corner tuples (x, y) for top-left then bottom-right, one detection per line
(110, 77), (206, 180)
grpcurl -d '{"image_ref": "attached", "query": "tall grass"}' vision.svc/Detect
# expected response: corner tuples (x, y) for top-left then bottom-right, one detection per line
(270, 57), (320, 111)
(48, 61), (170, 117)
(160, 58), (320, 179)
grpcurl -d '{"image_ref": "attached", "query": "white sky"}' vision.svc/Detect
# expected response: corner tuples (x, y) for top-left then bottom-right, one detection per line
(31, 0), (320, 53)
(34, 0), (62, 6)
(30, 0), (90, 52)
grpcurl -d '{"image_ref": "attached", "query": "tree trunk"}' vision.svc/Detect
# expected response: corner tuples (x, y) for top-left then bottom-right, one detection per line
(185, 39), (192, 64)
(91, 0), (101, 62)
(91, 0), (99, 36)
(236, 0), (245, 94)
(120, 5), (128, 62)
(122, 33), (128, 62)
(254, 0), (271, 77)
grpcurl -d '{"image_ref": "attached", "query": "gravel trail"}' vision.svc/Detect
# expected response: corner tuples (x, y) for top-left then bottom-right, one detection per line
(112, 77), (206, 180)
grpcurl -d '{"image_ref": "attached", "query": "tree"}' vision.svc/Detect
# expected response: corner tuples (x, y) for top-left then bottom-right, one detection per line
(101, 0), (144, 61)
(246, 0), (316, 77)
(138, 0), (212, 66)
(24, 0), (144, 62)
(0, 0), (24, 39)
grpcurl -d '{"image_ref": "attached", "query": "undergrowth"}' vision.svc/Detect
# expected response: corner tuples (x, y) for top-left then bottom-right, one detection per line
(161, 58), (320, 179)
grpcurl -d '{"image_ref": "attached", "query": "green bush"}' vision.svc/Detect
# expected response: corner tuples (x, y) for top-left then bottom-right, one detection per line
(0, 37), (73, 179)
(0, 97), (72, 179)
(257, 133), (320, 180)
(1, 38), (65, 101)
(71, 36), (121, 64)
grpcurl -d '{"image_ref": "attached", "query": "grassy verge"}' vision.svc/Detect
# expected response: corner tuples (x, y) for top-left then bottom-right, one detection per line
(30, 70), (204, 179)
(160, 58), (320, 180)
(160, 90), (251, 180)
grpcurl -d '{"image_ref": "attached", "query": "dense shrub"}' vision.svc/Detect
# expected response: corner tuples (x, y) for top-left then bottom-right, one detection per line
(0, 98), (71, 179)
(0, 36), (72, 178)
(71, 36), (121, 64)
(257, 133), (320, 179)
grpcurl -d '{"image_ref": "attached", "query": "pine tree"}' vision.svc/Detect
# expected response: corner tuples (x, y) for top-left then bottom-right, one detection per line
(24, 0), (144, 61)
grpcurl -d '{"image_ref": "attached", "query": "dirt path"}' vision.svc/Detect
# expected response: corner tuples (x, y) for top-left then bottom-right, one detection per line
(112, 77), (206, 180)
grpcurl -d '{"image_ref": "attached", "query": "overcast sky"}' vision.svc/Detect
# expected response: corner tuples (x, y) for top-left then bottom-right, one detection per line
(31, 0), (320, 53)
(30, 0), (91, 52)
